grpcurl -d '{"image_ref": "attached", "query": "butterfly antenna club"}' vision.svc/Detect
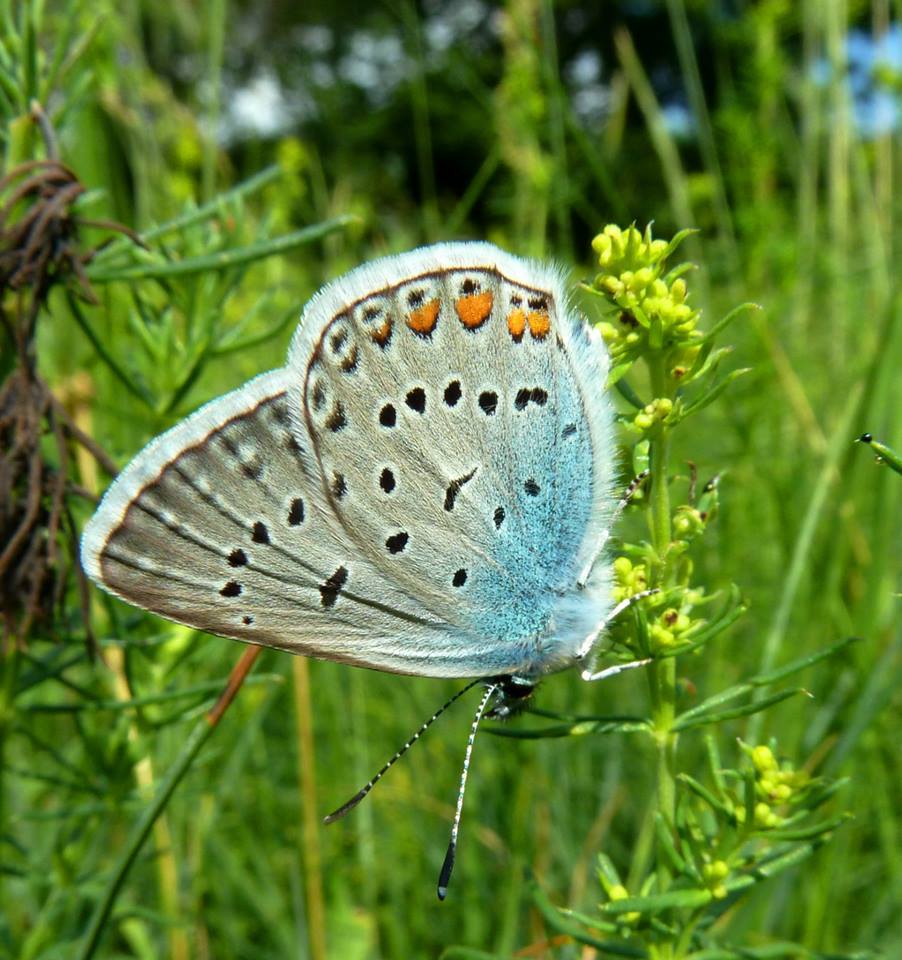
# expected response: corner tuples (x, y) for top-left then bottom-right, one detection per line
(437, 681), (498, 900)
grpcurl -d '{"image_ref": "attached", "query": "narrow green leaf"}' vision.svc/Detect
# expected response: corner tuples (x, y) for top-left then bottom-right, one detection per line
(68, 294), (156, 408)
(703, 734), (729, 801)
(160, 338), (214, 415)
(676, 368), (751, 423)
(614, 376), (646, 409)
(673, 688), (806, 731)
(76, 715), (219, 959)
(87, 216), (355, 282)
(661, 260), (696, 285)
(596, 853), (624, 889)
(487, 716), (650, 739)
(654, 812), (692, 876)
(761, 813), (852, 842)
(698, 302), (761, 344)
(0, 55), (21, 108)
(607, 359), (636, 387)
(532, 886), (645, 956)
(602, 886), (711, 915)
(558, 904), (620, 934)
(673, 681), (754, 726)
(90, 165), (284, 263)
(658, 588), (746, 658)
(22, 2), (35, 102)
(659, 228), (698, 261)
(750, 842), (818, 878)
(676, 774), (732, 816)
(750, 635), (859, 687)
(211, 305), (298, 357)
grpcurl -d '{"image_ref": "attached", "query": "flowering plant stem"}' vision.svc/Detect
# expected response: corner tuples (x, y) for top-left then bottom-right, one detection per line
(647, 350), (678, 945)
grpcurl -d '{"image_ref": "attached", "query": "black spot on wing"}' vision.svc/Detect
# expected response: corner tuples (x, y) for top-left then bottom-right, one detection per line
(319, 566), (349, 608)
(444, 468), (477, 511)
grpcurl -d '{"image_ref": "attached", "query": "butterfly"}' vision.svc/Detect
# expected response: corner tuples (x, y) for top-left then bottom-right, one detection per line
(81, 242), (649, 897)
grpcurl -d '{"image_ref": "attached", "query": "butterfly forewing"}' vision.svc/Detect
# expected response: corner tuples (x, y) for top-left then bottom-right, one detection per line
(289, 246), (614, 674)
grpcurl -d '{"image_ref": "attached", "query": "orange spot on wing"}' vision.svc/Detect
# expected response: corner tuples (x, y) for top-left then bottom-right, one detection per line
(407, 299), (440, 335)
(507, 308), (526, 340)
(455, 291), (494, 329)
(528, 311), (551, 339)
(370, 317), (393, 346)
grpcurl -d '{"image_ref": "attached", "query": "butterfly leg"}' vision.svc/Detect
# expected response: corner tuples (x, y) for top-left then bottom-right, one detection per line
(577, 471), (649, 589)
(577, 587), (658, 681)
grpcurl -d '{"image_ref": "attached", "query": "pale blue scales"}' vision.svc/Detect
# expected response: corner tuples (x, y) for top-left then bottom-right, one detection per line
(82, 243), (619, 681)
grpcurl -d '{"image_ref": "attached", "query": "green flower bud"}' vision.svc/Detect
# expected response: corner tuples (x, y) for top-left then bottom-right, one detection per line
(649, 238), (668, 259)
(608, 884), (640, 924)
(673, 505), (705, 539)
(650, 623), (675, 648)
(752, 745), (777, 773)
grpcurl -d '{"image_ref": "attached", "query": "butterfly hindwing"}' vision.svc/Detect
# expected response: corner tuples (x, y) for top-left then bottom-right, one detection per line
(80, 369), (491, 675)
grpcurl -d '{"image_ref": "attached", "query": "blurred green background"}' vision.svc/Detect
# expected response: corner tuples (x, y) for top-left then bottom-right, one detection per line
(1, 0), (899, 957)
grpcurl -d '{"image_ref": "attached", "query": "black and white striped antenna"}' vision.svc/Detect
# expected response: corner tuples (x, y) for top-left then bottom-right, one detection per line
(437, 681), (498, 900)
(323, 677), (483, 824)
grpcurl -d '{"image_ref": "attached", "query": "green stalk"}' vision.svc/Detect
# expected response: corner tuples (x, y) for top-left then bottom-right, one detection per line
(202, 0), (226, 202)
(646, 352), (677, 954)
(76, 648), (262, 960)
(0, 647), (20, 912)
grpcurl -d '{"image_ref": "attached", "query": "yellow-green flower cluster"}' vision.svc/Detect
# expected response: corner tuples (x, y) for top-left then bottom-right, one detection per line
(753, 745), (808, 804)
(673, 504), (705, 540)
(633, 397), (673, 433)
(605, 884), (639, 925)
(592, 222), (669, 275)
(591, 223), (701, 363)
(649, 605), (694, 651)
(702, 860), (730, 900)
(612, 556), (648, 603)
(730, 744), (809, 829)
